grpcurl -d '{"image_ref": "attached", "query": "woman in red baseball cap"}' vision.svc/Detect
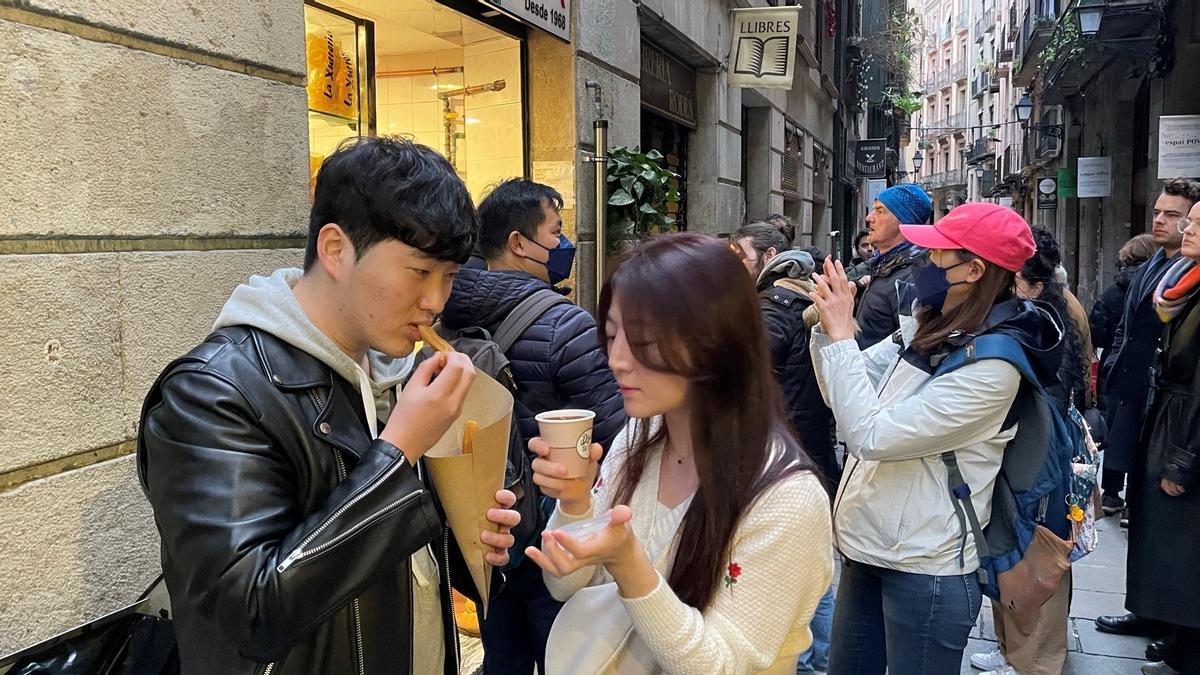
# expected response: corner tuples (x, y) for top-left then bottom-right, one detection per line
(805, 203), (1054, 675)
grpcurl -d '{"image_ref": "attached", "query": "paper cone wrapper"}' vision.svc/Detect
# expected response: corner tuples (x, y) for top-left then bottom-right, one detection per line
(424, 371), (513, 618)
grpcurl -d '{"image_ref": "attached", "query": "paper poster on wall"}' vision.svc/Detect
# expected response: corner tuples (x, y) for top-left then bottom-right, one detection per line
(1159, 115), (1200, 179)
(866, 179), (887, 212)
(532, 161), (575, 211)
(729, 7), (800, 89)
(1077, 157), (1112, 198)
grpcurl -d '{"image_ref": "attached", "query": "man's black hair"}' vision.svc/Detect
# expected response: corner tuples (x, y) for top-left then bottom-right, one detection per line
(1162, 177), (1200, 207)
(477, 178), (564, 260)
(854, 230), (870, 246)
(305, 136), (477, 270)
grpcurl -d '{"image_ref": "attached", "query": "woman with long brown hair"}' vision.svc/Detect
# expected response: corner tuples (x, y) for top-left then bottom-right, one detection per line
(525, 232), (832, 674)
(808, 204), (1050, 674)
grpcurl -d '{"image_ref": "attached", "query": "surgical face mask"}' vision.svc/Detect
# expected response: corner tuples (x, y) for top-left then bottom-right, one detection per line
(528, 234), (576, 285)
(912, 255), (972, 311)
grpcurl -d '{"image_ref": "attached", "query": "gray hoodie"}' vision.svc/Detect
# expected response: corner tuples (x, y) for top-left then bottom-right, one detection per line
(212, 267), (444, 671)
(756, 249), (816, 288)
(213, 267), (415, 430)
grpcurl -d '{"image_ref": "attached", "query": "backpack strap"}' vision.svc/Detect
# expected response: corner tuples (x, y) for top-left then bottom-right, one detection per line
(492, 289), (572, 353)
(933, 333), (1041, 581)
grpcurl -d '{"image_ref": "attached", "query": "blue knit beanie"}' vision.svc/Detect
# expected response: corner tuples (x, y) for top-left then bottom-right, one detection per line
(877, 184), (933, 225)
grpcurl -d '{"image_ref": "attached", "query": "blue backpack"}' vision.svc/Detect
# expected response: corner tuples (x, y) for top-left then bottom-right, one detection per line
(932, 333), (1082, 603)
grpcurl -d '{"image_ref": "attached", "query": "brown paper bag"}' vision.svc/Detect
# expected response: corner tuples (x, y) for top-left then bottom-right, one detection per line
(423, 372), (513, 617)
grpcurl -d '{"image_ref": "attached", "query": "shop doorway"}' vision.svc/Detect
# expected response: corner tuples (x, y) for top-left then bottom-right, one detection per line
(641, 110), (689, 231)
(304, 0), (529, 200)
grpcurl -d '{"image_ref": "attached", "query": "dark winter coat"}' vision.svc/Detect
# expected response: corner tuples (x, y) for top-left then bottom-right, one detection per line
(1101, 250), (1179, 472)
(854, 244), (924, 349)
(758, 278), (839, 492)
(1127, 292), (1200, 628)
(441, 268), (626, 451)
(1088, 262), (1144, 353)
(138, 327), (472, 675)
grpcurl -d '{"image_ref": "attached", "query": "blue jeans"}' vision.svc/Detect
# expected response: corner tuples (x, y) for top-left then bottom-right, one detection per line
(480, 556), (564, 674)
(826, 558), (982, 675)
(797, 585), (835, 673)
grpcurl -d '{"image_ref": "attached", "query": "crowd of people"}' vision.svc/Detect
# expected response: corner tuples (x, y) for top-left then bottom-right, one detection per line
(133, 135), (1200, 675)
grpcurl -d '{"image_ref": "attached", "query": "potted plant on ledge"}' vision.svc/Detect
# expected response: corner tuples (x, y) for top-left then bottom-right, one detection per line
(606, 146), (681, 256)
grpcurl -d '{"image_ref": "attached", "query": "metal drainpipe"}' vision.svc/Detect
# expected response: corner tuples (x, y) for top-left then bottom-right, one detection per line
(585, 80), (608, 309)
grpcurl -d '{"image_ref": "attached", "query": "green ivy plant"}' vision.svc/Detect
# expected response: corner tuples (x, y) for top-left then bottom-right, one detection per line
(883, 89), (923, 115)
(606, 146), (681, 255)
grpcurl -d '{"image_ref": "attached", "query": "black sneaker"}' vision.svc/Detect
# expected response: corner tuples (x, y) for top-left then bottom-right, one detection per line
(1102, 494), (1125, 516)
(1120, 506), (1130, 528)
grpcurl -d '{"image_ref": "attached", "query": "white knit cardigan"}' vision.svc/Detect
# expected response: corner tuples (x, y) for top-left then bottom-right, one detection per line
(543, 421), (833, 674)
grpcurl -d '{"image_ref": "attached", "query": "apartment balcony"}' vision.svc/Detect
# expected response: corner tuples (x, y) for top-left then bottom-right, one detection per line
(966, 136), (997, 164)
(938, 68), (953, 90)
(955, 13), (969, 33)
(919, 168), (968, 190)
(946, 112), (968, 135)
(923, 74), (938, 93)
(943, 168), (967, 188)
(1013, 0), (1058, 87)
(952, 61), (968, 83)
(974, 9), (997, 42)
(971, 71), (992, 99)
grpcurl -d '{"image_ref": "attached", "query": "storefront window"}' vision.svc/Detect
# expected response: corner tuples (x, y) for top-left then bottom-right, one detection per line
(304, 0), (527, 200)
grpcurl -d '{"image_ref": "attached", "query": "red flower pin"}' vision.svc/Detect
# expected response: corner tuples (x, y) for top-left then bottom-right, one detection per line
(724, 562), (742, 590)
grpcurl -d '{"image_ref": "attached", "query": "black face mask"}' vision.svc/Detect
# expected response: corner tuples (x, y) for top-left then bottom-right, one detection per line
(911, 255), (972, 311)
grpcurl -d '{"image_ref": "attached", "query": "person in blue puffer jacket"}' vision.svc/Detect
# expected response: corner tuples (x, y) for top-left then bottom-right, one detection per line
(441, 178), (625, 675)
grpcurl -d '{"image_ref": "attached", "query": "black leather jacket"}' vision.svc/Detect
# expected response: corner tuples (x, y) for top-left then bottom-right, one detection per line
(137, 326), (477, 675)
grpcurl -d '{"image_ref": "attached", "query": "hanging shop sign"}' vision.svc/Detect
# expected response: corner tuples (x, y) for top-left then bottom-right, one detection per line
(1158, 115), (1200, 179)
(855, 139), (888, 179)
(640, 40), (697, 129)
(729, 7), (800, 90)
(479, 0), (570, 42)
(1077, 157), (1112, 198)
(1037, 177), (1057, 210)
(1056, 167), (1076, 198)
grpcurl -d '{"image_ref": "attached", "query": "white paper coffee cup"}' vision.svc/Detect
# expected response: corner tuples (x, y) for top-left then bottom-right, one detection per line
(535, 409), (596, 479)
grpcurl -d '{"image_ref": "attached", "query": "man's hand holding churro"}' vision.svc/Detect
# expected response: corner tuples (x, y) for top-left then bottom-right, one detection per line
(381, 330), (476, 463)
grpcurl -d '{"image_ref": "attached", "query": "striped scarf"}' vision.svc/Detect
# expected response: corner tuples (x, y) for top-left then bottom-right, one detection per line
(1153, 257), (1200, 322)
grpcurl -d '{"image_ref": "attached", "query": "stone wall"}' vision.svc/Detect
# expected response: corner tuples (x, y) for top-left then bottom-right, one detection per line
(0, 0), (308, 655)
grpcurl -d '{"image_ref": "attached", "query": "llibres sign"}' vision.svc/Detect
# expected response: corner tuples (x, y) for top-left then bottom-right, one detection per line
(729, 7), (800, 90)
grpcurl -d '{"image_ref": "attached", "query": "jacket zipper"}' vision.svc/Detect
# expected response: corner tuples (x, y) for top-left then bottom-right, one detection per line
(443, 531), (462, 674)
(262, 663), (275, 675)
(276, 399), (423, 572)
(282, 389), (368, 674)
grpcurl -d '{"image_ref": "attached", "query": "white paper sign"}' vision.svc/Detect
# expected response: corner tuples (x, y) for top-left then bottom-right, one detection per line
(729, 7), (800, 90)
(532, 161), (575, 211)
(866, 179), (887, 213)
(1159, 115), (1200, 179)
(1078, 157), (1112, 198)
(480, 0), (570, 42)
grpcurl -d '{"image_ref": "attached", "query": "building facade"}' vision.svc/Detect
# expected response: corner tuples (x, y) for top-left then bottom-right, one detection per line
(0, 0), (853, 655)
(907, 0), (1198, 306)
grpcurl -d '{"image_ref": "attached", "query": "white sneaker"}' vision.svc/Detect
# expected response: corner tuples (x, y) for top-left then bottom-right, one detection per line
(970, 648), (1010, 671)
(1142, 662), (1180, 675)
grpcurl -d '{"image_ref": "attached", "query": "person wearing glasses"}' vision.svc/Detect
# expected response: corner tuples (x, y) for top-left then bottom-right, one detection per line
(1126, 200), (1200, 675)
(1095, 178), (1200, 645)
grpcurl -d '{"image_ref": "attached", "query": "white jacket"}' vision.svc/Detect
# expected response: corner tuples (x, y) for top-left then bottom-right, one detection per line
(811, 325), (1020, 576)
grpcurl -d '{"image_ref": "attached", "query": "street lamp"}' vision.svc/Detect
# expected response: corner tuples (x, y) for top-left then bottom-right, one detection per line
(1076, 0), (1105, 38)
(913, 150), (925, 172)
(1015, 93), (1033, 124)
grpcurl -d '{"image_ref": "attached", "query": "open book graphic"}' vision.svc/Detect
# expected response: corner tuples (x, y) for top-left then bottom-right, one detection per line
(734, 36), (791, 78)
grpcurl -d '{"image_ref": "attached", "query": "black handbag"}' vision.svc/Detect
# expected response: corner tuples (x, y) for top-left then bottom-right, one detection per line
(0, 576), (178, 675)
